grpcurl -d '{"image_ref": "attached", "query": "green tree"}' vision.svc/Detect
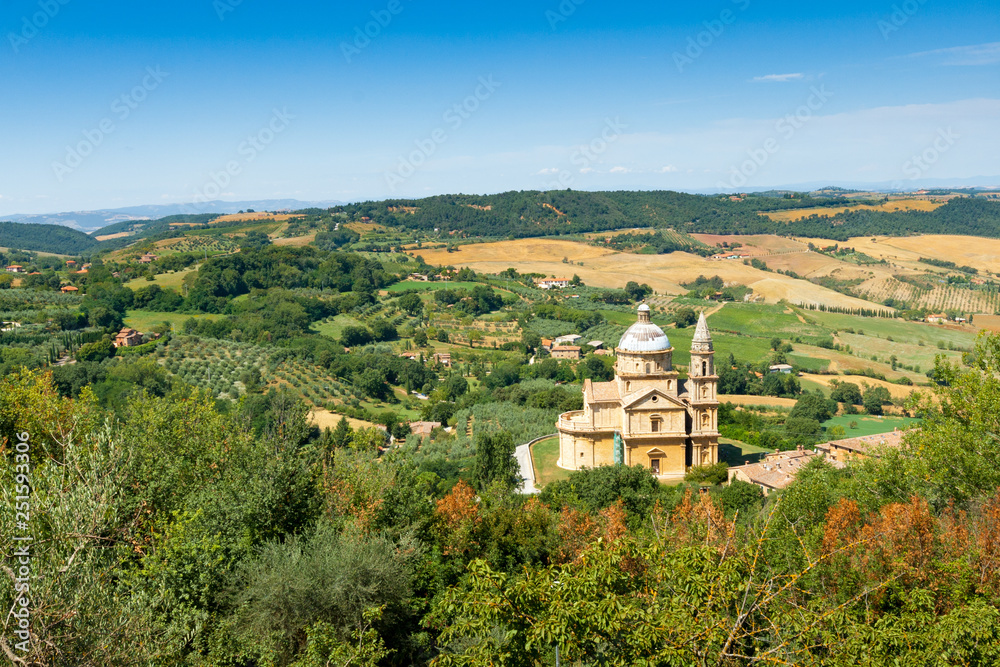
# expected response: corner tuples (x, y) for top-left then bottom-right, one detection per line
(789, 394), (837, 423)
(863, 385), (891, 415)
(673, 307), (697, 328)
(397, 292), (423, 315)
(830, 380), (863, 405)
(473, 431), (519, 492)
(341, 326), (373, 347)
(75, 337), (115, 363)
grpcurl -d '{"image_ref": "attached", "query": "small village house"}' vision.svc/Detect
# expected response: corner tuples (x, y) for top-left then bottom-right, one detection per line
(113, 328), (143, 348)
(550, 345), (582, 360)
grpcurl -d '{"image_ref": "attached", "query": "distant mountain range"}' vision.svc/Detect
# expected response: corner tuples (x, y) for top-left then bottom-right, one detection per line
(692, 176), (1000, 196)
(0, 200), (346, 233)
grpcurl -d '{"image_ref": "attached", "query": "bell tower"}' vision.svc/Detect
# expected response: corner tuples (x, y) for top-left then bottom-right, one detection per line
(687, 312), (719, 467)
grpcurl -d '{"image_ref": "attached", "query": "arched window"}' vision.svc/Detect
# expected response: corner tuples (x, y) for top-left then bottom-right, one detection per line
(626, 381), (631, 392)
(645, 363), (650, 374)
(702, 361), (708, 376)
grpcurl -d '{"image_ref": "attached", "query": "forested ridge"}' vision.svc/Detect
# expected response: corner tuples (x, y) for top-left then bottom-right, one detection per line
(0, 221), (99, 254)
(5, 192), (1000, 256)
(333, 191), (1000, 242)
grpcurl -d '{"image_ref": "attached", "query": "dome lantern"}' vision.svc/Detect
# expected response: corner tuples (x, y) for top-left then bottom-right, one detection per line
(618, 304), (671, 353)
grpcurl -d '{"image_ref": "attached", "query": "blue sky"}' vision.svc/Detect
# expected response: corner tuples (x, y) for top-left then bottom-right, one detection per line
(1, 0), (998, 214)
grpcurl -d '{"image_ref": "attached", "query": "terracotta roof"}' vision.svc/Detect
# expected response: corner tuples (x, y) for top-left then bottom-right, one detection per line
(589, 381), (621, 402)
(817, 430), (908, 455)
(551, 345), (581, 352)
(409, 421), (441, 436)
(729, 449), (824, 490)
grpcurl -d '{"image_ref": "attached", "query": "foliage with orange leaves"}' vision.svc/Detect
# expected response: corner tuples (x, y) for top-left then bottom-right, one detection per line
(435, 479), (481, 556)
(665, 488), (731, 548)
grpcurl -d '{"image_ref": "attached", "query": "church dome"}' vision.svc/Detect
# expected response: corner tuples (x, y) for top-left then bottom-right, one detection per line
(617, 304), (671, 352)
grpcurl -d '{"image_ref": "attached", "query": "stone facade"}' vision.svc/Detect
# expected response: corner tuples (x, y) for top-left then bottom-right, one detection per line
(556, 305), (719, 480)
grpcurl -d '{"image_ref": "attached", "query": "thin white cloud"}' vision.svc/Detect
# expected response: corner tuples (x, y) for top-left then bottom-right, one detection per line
(751, 73), (804, 83)
(536, 167), (559, 175)
(659, 165), (678, 173)
(610, 166), (631, 173)
(909, 42), (1000, 66)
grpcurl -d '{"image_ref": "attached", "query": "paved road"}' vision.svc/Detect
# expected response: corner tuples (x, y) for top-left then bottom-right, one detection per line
(515, 443), (540, 495)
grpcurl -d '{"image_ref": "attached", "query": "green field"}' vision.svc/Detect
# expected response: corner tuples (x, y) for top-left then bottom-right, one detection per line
(125, 266), (199, 290)
(313, 314), (364, 340)
(837, 331), (964, 373)
(124, 310), (222, 332)
(822, 414), (921, 438)
(803, 309), (977, 349)
(709, 303), (829, 343)
(530, 435), (572, 488)
(718, 438), (771, 466)
(386, 281), (483, 293)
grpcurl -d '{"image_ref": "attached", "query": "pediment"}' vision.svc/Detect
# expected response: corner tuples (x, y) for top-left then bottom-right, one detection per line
(622, 387), (686, 410)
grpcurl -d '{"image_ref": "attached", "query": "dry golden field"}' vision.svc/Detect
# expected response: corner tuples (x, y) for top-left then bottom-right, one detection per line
(719, 395), (798, 409)
(854, 276), (1000, 314)
(273, 233), (317, 247)
(762, 199), (943, 222)
(213, 212), (303, 224)
(852, 235), (1000, 275)
(976, 315), (1000, 333)
(800, 373), (925, 402)
(93, 231), (136, 241)
(308, 408), (377, 431)
(690, 233), (807, 254)
(414, 238), (885, 310)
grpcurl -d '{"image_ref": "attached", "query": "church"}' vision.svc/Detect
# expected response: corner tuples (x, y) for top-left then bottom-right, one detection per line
(556, 304), (719, 480)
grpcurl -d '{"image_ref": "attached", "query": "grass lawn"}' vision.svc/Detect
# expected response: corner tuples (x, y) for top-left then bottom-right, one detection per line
(125, 266), (199, 290)
(530, 435), (572, 488)
(719, 438), (771, 466)
(385, 281), (483, 293)
(823, 414), (921, 438)
(124, 310), (222, 332)
(313, 314), (364, 340)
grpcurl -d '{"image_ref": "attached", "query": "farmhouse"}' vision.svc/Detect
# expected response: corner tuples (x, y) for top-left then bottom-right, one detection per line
(727, 447), (829, 495)
(926, 313), (947, 324)
(432, 353), (452, 367)
(139, 253), (158, 264)
(536, 278), (570, 290)
(409, 421), (441, 436)
(113, 328), (143, 348)
(769, 364), (794, 374)
(6, 265), (24, 273)
(551, 345), (582, 360)
(816, 429), (907, 464)
(60, 285), (79, 293)
(556, 306), (719, 480)
(554, 334), (582, 345)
